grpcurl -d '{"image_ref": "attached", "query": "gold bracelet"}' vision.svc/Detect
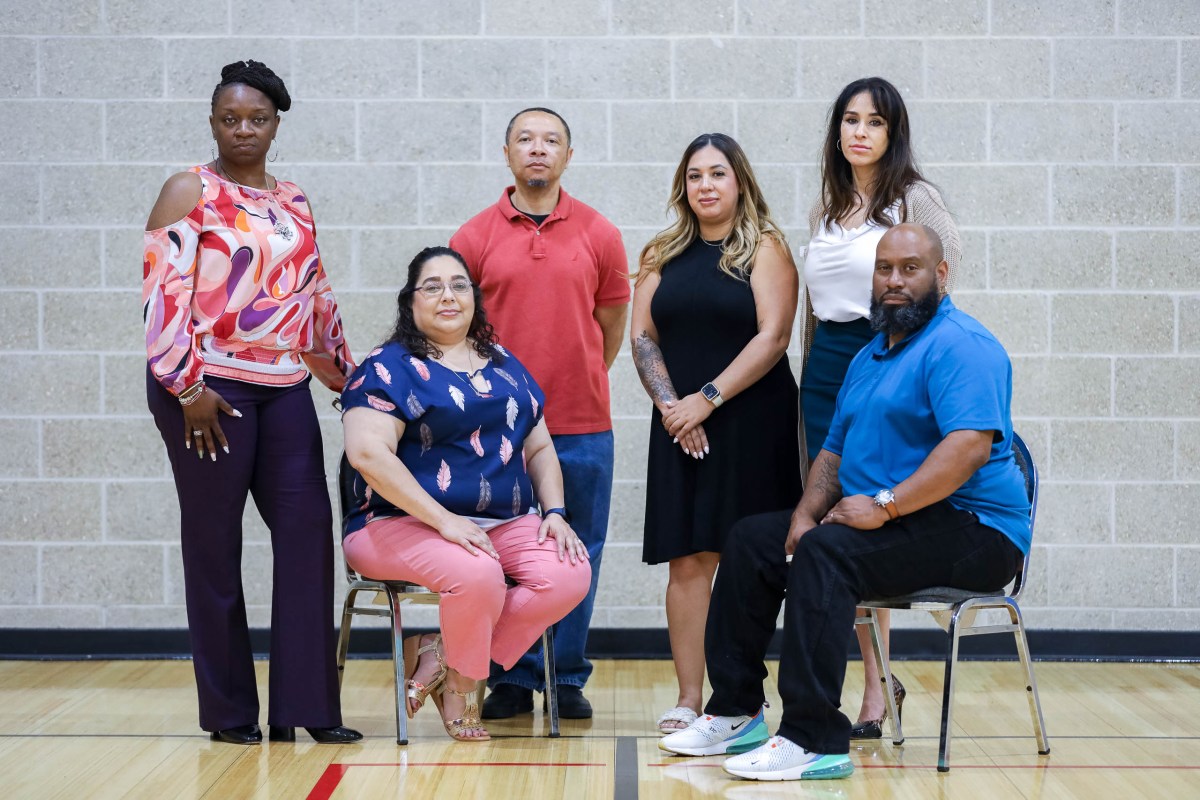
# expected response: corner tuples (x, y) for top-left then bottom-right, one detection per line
(178, 382), (206, 406)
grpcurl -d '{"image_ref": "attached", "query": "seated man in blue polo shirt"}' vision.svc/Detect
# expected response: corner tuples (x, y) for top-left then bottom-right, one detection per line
(660, 222), (1030, 782)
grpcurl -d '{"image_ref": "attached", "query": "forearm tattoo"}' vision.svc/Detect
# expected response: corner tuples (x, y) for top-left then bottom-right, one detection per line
(810, 454), (843, 511)
(632, 332), (679, 406)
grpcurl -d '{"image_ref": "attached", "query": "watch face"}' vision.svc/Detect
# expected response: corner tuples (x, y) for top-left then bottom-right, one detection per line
(702, 383), (719, 401)
(875, 489), (894, 505)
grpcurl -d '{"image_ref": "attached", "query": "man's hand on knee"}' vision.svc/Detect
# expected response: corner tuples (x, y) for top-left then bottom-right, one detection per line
(821, 495), (888, 531)
(785, 512), (819, 557)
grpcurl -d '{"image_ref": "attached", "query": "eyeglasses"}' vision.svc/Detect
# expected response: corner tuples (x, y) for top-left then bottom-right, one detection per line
(413, 279), (473, 298)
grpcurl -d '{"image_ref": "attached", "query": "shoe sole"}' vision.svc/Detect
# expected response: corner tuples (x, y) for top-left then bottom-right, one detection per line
(724, 754), (854, 781)
(659, 723), (769, 757)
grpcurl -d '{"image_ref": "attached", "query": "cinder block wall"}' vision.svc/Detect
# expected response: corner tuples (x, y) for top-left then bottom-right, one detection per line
(1, 1), (1197, 633)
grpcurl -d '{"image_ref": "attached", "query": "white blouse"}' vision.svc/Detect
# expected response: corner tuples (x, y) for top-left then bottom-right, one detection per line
(803, 203), (900, 323)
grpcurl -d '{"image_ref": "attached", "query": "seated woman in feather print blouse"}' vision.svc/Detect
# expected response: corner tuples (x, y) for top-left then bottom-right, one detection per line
(340, 246), (591, 743)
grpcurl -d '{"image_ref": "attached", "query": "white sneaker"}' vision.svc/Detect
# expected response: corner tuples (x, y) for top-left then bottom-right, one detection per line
(658, 708), (769, 756)
(723, 735), (853, 781)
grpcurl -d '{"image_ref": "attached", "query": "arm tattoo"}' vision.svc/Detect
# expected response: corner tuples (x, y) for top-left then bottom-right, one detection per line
(632, 332), (678, 406)
(810, 454), (843, 510)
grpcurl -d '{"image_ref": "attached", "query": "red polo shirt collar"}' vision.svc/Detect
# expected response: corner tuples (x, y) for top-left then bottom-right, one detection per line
(497, 186), (575, 223)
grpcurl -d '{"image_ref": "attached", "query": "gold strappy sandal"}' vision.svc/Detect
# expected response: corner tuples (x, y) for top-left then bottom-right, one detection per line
(434, 682), (491, 742)
(402, 633), (447, 719)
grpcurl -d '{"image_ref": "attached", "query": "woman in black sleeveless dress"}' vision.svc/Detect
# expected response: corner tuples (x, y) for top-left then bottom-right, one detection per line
(631, 133), (800, 734)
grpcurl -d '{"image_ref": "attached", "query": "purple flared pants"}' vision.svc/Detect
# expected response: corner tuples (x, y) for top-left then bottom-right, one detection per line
(147, 369), (342, 732)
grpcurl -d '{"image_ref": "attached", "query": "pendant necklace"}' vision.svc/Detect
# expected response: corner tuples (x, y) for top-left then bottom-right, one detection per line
(214, 158), (291, 239)
(435, 349), (492, 397)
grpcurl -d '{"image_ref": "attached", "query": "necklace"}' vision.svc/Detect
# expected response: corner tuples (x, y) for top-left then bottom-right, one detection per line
(213, 158), (292, 239)
(433, 348), (492, 397)
(700, 237), (725, 248)
(213, 157), (275, 192)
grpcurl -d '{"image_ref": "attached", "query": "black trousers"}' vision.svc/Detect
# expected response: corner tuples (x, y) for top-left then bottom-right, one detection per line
(703, 500), (1022, 754)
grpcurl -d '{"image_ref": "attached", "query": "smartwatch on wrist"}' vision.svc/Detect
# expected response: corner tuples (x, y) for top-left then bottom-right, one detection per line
(873, 489), (899, 520)
(542, 507), (570, 522)
(700, 382), (724, 408)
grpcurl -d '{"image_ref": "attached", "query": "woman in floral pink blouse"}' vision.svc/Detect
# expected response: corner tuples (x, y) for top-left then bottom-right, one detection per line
(142, 60), (359, 747)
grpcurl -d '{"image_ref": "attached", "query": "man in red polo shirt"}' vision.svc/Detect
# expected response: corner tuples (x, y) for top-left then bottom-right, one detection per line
(450, 108), (629, 719)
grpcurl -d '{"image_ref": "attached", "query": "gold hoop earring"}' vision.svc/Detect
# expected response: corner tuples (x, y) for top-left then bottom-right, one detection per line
(268, 140), (279, 163)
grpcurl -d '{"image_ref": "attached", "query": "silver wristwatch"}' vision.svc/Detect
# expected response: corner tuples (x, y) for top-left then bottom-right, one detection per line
(873, 489), (898, 520)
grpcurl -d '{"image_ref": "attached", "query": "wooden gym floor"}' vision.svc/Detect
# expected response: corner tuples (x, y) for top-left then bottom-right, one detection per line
(0, 658), (1197, 798)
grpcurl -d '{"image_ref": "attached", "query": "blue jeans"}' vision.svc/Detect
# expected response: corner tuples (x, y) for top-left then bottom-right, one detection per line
(489, 430), (614, 691)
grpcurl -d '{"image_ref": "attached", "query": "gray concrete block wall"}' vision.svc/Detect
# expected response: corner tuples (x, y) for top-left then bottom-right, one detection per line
(0, 1), (1196, 633)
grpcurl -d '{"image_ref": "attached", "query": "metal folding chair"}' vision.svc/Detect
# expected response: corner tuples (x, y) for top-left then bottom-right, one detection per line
(855, 432), (1050, 771)
(333, 453), (560, 744)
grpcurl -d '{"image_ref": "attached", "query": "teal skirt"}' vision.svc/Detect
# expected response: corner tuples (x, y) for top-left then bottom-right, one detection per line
(800, 317), (875, 461)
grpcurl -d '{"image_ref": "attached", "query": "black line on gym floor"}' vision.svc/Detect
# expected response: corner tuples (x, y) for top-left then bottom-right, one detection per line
(614, 736), (638, 800)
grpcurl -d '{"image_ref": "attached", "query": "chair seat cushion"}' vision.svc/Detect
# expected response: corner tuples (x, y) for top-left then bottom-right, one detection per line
(861, 586), (1005, 607)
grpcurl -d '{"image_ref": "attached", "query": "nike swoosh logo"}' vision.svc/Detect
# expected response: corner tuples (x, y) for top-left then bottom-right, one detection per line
(730, 719), (748, 731)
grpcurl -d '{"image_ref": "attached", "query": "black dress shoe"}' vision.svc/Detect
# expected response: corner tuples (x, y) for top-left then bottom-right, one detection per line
(849, 718), (884, 739)
(210, 724), (262, 745)
(268, 725), (295, 742)
(481, 684), (534, 719)
(269, 725), (363, 744)
(554, 685), (592, 719)
(850, 675), (906, 740)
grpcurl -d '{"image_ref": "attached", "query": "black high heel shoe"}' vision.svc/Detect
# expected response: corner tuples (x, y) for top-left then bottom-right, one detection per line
(849, 675), (906, 740)
(268, 725), (363, 744)
(210, 724), (262, 745)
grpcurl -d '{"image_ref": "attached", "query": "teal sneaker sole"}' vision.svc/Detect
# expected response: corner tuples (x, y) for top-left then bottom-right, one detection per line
(723, 719), (769, 754)
(800, 755), (854, 780)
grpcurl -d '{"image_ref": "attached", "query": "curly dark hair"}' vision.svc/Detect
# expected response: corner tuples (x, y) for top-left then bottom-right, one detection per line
(211, 60), (291, 113)
(385, 246), (502, 362)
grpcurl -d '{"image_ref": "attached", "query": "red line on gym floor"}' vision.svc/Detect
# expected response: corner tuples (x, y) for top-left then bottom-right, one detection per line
(306, 762), (607, 800)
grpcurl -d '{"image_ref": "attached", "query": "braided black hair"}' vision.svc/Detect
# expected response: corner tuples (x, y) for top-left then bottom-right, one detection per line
(211, 60), (291, 113)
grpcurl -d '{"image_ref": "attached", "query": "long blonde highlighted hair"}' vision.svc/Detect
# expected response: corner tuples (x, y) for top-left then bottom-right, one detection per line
(636, 133), (787, 285)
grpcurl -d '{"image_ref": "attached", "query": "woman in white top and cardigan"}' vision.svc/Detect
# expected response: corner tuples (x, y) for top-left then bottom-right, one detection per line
(801, 76), (961, 738)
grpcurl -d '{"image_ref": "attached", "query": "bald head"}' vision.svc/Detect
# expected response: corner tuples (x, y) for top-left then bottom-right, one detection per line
(871, 222), (950, 344)
(879, 223), (944, 265)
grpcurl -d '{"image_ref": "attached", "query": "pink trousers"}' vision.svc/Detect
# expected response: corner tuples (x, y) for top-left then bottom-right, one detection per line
(343, 514), (591, 680)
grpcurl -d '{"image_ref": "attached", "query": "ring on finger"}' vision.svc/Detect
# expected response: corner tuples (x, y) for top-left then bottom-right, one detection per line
(192, 429), (203, 436)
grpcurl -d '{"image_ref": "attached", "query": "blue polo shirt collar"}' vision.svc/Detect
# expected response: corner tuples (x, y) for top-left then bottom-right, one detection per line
(869, 294), (957, 360)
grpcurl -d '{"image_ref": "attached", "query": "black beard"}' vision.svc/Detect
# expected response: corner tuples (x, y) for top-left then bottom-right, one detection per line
(869, 290), (941, 337)
(526, 178), (548, 188)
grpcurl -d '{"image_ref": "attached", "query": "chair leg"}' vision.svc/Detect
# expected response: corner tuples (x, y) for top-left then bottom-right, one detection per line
(1009, 601), (1050, 756)
(542, 624), (559, 738)
(937, 609), (964, 773)
(335, 588), (359, 691)
(387, 589), (408, 745)
(866, 609), (904, 745)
